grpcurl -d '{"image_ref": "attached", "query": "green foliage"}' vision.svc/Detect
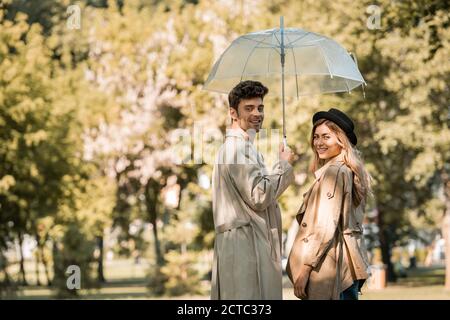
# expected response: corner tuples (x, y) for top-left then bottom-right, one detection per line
(1, 2), (115, 293)
(159, 250), (209, 296)
(147, 249), (210, 297)
(51, 174), (116, 297)
(52, 223), (97, 298)
(146, 263), (167, 296)
(1, 0), (448, 295)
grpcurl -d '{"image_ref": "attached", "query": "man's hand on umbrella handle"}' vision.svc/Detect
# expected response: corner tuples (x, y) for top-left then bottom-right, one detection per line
(279, 142), (294, 165)
(283, 137), (288, 149)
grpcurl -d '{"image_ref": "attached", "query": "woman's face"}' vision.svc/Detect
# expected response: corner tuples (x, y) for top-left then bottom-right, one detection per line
(313, 123), (342, 161)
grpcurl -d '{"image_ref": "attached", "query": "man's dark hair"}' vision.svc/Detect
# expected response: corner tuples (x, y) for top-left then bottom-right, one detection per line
(228, 80), (269, 110)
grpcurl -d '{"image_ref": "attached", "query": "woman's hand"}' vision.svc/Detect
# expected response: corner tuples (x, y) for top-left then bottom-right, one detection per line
(294, 264), (313, 299)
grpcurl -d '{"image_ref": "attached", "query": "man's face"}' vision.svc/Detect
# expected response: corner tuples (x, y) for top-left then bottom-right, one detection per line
(230, 97), (264, 132)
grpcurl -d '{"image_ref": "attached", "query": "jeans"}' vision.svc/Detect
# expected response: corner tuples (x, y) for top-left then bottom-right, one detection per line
(340, 280), (359, 300)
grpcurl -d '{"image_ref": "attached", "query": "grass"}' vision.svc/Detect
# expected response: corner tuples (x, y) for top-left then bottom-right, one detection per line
(7, 259), (450, 300)
(359, 266), (450, 300)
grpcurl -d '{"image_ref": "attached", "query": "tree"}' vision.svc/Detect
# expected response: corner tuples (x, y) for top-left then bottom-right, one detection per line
(0, 10), (73, 286)
(1, 0), (116, 294)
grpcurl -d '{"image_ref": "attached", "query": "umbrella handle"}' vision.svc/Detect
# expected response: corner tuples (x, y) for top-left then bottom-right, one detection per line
(283, 136), (287, 149)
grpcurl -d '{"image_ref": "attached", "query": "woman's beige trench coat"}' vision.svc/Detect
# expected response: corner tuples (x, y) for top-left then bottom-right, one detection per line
(211, 128), (294, 300)
(286, 153), (370, 300)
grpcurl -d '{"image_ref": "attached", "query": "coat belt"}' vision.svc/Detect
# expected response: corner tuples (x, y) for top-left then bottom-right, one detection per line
(215, 219), (250, 234)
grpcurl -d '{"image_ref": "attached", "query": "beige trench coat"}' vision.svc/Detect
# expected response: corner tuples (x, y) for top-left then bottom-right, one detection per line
(286, 153), (370, 300)
(211, 128), (294, 300)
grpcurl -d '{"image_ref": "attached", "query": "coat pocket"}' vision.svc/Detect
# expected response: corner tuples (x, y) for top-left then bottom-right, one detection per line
(347, 205), (364, 233)
(286, 230), (314, 283)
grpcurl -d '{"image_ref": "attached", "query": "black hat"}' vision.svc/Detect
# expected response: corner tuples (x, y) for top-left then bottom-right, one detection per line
(312, 108), (357, 145)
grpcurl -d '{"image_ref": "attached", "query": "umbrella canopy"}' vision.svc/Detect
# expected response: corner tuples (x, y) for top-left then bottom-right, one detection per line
(204, 17), (365, 143)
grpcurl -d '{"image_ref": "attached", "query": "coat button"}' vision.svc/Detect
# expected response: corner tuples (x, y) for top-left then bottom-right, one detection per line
(302, 222), (307, 228)
(303, 238), (308, 243)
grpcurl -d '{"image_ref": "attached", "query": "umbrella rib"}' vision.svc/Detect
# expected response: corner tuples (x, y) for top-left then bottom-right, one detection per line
(267, 34), (273, 75)
(273, 31), (282, 47)
(317, 42), (333, 78)
(287, 32), (311, 46)
(344, 78), (350, 93)
(267, 33), (281, 73)
(241, 35), (276, 47)
(205, 36), (242, 83)
(240, 33), (273, 81)
(271, 31), (282, 54)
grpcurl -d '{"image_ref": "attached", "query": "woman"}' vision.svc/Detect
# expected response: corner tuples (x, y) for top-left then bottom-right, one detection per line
(287, 108), (372, 300)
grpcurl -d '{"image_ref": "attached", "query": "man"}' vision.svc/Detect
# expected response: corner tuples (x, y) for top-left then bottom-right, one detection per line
(211, 80), (295, 300)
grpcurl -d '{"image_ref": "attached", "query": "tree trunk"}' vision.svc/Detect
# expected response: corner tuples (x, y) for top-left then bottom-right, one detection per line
(0, 250), (16, 298)
(442, 169), (450, 290)
(377, 208), (397, 283)
(96, 235), (106, 283)
(51, 240), (61, 287)
(38, 239), (52, 286)
(151, 213), (163, 266)
(145, 180), (164, 266)
(17, 231), (28, 286)
(445, 215), (450, 290)
(0, 250), (11, 285)
(35, 248), (41, 286)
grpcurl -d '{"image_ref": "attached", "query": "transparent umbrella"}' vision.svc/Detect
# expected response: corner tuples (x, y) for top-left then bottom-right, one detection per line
(204, 17), (366, 146)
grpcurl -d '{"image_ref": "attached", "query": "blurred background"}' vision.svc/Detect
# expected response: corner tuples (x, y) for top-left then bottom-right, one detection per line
(0, 0), (449, 299)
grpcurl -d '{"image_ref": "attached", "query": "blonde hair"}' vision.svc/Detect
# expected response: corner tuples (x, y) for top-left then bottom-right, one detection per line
(309, 119), (372, 207)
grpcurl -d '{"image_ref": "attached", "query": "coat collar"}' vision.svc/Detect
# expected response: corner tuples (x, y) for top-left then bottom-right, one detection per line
(225, 127), (256, 144)
(314, 152), (345, 180)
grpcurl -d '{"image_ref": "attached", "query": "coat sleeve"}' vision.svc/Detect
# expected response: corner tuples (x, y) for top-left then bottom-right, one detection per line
(225, 144), (294, 212)
(302, 166), (350, 268)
